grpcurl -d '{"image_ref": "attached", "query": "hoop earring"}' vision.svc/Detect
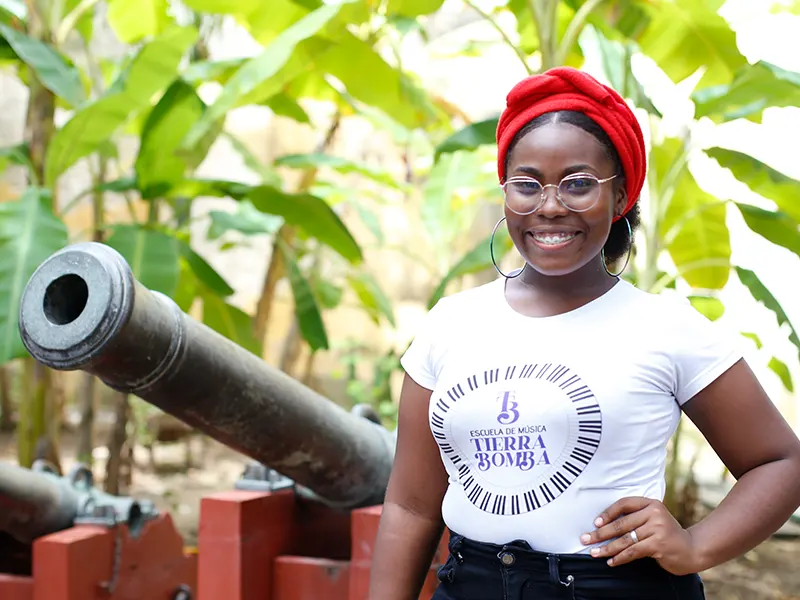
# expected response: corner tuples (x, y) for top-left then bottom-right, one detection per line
(601, 215), (632, 278)
(490, 217), (523, 279)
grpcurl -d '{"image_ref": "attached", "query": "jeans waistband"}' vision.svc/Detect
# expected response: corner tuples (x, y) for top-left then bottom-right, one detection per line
(447, 530), (666, 579)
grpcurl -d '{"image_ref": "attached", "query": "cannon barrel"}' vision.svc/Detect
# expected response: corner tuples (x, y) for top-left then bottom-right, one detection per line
(18, 242), (395, 509)
(0, 461), (150, 543)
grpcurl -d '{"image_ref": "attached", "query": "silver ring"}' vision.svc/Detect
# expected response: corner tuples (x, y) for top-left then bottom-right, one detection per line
(629, 530), (639, 544)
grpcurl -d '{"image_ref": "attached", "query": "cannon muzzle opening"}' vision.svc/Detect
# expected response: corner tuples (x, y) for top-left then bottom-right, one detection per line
(19, 243), (396, 510)
(44, 273), (89, 325)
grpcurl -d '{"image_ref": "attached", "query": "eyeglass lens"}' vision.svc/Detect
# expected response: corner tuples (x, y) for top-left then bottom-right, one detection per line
(504, 175), (602, 215)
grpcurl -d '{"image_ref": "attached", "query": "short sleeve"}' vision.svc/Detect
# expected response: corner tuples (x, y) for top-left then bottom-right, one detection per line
(400, 299), (448, 391)
(671, 302), (745, 406)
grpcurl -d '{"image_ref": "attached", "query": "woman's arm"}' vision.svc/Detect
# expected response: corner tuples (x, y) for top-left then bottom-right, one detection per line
(583, 359), (800, 574)
(681, 359), (800, 570)
(368, 374), (450, 600)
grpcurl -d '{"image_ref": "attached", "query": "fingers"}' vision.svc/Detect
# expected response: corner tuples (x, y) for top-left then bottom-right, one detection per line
(588, 526), (650, 564)
(593, 496), (653, 528)
(581, 504), (650, 545)
(605, 536), (655, 567)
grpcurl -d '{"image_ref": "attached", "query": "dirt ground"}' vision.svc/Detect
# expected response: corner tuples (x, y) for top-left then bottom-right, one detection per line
(1, 429), (799, 600)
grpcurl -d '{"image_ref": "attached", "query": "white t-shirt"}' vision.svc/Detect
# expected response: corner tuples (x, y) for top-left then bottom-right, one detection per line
(400, 277), (743, 554)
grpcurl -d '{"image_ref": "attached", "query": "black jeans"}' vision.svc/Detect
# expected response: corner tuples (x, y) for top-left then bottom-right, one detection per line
(433, 532), (706, 600)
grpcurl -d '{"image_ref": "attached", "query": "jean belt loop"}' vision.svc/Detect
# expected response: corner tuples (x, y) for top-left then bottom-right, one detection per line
(547, 554), (575, 588)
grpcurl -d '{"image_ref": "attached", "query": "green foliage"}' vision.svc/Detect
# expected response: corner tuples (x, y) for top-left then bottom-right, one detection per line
(735, 267), (800, 362)
(708, 148), (800, 221)
(279, 241), (329, 352)
(104, 225), (180, 296)
(0, 23), (84, 107)
(181, 2), (342, 148)
(45, 26), (198, 187)
(736, 204), (800, 256)
(694, 62), (800, 123)
(106, 0), (171, 43)
(275, 153), (402, 189)
(135, 80), (210, 199)
(347, 272), (396, 327)
(0, 188), (68, 364)
(201, 290), (262, 355)
(633, 0), (747, 88)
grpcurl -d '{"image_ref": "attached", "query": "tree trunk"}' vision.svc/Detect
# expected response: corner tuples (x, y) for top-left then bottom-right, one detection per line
(75, 373), (95, 465)
(104, 391), (130, 495)
(279, 318), (304, 376)
(252, 113), (342, 352)
(0, 365), (13, 431)
(17, 0), (61, 471)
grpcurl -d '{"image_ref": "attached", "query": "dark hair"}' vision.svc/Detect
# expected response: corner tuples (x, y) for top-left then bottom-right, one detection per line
(503, 110), (639, 265)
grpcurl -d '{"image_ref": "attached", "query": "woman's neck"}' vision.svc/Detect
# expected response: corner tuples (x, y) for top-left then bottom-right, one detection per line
(505, 255), (618, 317)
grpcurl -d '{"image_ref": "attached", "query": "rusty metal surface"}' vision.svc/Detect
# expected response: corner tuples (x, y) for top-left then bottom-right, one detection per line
(19, 242), (396, 509)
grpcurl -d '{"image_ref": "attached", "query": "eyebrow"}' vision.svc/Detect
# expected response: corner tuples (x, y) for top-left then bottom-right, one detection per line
(512, 164), (597, 178)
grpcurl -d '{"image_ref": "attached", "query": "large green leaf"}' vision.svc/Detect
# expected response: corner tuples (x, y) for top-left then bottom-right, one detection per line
(661, 171), (731, 289)
(45, 26), (198, 187)
(0, 188), (68, 364)
(179, 243), (234, 297)
(201, 290), (261, 356)
(385, 0), (444, 17)
(578, 25), (661, 117)
(104, 225), (180, 297)
(265, 93), (310, 123)
(346, 272), (395, 327)
(693, 62), (800, 123)
(248, 186), (362, 264)
(688, 295), (725, 321)
(0, 0), (25, 22)
(277, 242), (328, 351)
(427, 227), (513, 309)
(181, 0), (262, 15)
(736, 204), (800, 257)
(222, 132), (282, 187)
(635, 0), (747, 88)
(106, 0), (171, 43)
(136, 80), (215, 199)
(275, 153), (401, 189)
(735, 266), (800, 361)
(0, 23), (84, 107)
(422, 150), (485, 249)
(181, 2), (341, 148)
(0, 142), (31, 173)
(61, 0), (94, 41)
(312, 31), (441, 129)
(208, 200), (283, 240)
(768, 356), (794, 393)
(434, 118), (498, 161)
(707, 148), (800, 222)
(506, 0), (540, 55)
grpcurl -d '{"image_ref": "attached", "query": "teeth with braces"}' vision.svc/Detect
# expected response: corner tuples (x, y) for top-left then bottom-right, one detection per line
(531, 232), (577, 245)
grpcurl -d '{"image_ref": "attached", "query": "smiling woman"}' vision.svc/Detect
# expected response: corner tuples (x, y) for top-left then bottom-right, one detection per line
(367, 67), (800, 600)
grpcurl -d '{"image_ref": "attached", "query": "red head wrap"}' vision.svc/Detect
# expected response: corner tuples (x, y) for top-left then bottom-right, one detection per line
(496, 67), (647, 217)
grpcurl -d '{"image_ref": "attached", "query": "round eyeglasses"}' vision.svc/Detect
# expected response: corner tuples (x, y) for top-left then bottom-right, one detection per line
(501, 173), (618, 215)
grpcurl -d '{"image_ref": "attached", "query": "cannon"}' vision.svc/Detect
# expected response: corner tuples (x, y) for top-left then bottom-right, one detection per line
(0, 460), (154, 545)
(0, 460), (195, 600)
(17, 241), (396, 510)
(6, 241), (448, 600)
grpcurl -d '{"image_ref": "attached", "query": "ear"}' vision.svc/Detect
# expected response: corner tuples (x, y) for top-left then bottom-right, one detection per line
(613, 180), (628, 217)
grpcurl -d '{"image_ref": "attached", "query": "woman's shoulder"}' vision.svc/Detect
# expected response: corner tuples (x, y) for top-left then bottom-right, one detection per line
(617, 282), (743, 352)
(428, 278), (505, 318)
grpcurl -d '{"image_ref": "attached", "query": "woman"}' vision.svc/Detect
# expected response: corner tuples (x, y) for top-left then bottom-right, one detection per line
(368, 67), (800, 600)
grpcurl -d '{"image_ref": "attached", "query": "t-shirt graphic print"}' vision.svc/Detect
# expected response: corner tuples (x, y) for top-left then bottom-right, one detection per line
(431, 362), (601, 516)
(401, 278), (743, 554)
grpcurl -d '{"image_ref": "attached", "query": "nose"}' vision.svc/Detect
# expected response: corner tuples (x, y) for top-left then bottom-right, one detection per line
(537, 184), (569, 217)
